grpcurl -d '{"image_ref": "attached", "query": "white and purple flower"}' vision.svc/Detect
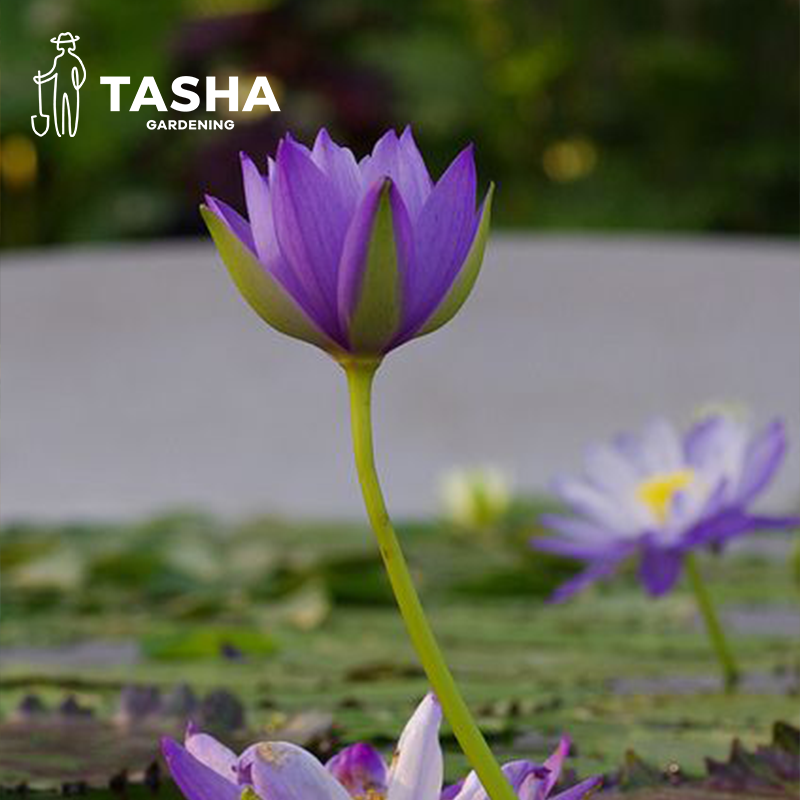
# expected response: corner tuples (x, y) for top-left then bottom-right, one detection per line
(162, 695), (601, 800)
(533, 413), (797, 601)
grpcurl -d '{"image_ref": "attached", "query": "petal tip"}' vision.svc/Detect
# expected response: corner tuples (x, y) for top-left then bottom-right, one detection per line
(161, 736), (181, 759)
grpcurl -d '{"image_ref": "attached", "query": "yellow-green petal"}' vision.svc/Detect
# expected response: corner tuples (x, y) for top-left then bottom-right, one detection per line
(344, 183), (404, 353)
(201, 205), (341, 354)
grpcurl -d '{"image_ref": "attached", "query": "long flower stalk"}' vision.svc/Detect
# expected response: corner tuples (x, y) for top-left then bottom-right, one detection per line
(344, 359), (517, 800)
(684, 553), (739, 692)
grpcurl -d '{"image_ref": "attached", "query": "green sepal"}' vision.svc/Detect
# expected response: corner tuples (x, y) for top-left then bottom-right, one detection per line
(201, 205), (341, 354)
(347, 182), (403, 353)
(416, 183), (494, 338)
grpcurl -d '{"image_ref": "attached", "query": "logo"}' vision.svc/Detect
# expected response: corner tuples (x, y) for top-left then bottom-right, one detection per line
(31, 32), (280, 136)
(32, 32), (86, 137)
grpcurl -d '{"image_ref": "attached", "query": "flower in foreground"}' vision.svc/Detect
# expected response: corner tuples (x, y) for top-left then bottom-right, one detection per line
(162, 694), (602, 800)
(202, 129), (515, 799)
(532, 413), (796, 601)
(202, 127), (493, 361)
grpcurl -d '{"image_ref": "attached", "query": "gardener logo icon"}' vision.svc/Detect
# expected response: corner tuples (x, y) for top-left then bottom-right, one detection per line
(32, 32), (86, 137)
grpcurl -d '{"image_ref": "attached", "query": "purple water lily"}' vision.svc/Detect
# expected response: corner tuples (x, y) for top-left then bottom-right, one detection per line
(533, 413), (797, 602)
(162, 695), (601, 800)
(202, 128), (493, 359)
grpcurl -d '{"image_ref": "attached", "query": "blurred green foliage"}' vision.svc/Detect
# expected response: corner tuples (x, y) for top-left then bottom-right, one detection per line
(1, 0), (797, 246)
(0, 504), (574, 629)
(1, 511), (798, 793)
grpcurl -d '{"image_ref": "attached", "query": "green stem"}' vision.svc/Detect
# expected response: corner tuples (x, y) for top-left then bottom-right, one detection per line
(685, 553), (739, 693)
(344, 360), (517, 800)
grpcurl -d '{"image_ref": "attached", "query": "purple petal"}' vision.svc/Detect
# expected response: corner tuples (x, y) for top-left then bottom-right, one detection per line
(359, 129), (432, 224)
(740, 514), (800, 534)
(240, 152), (275, 266)
(735, 419), (787, 504)
(638, 542), (683, 596)
(502, 761), (548, 794)
(548, 545), (633, 603)
(326, 743), (388, 797)
(244, 742), (352, 800)
(541, 736), (570, 797)
(551, 476), (641, 534)
(312, 128), (362, 215)
(549, 775), (603, 800)
(686, 509), (800, 549)
(205, 195), (255, 254)
(272, 137), (350, 338)
(538, 513), (618, 545)
(441, 779), (465, 800)
(162, 738), (240, 800)
(450, 760), (546, 800)
(404, 146), (478, 333)
(359, 132), (400, 190)
(237, 157), (326, 325)
(184, 727), (238, 782)
(532, 536), (619, 561)
(684, 415), (730, 469)
(202, 201), (340, 351)
(682, 508), (749, 549)
(397, 127), (433, 219)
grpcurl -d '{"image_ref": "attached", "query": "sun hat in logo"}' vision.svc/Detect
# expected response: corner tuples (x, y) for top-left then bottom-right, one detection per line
(50, 32), (80, 45)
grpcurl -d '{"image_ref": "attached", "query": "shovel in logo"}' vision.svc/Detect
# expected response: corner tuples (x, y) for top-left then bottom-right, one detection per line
(31, 70), (50, 136)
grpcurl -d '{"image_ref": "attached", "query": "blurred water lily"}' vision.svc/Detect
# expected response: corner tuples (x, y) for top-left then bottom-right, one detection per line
(533, 413), (797, 601)
(162, 694), (601, 800)
(440, 465), (513, 531)
(533, 412), (798, 691)
(202, 128), (493, 360)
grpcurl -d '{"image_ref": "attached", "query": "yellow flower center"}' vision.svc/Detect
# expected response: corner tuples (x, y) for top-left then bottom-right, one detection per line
(635, 469), (695, 523)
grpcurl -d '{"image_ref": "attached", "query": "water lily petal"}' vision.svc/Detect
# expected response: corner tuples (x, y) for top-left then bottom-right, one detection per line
(583, 443), (640, 492)
(245, 742), (353, 800)
(541, 737), (570, 797)
(450, 760), (545, 800)
(638, 542), (683, 596)
(552, 476), (642, 535)
(326, 743), (389, 797)
(407, 146), (477, 330)
(337, 179), (410, 353)
(205, 195), (255, 253)
(397, 127), (434, 220)
(548, 544), (634, 603)
(272, 137), (350, 336)
(538, 514), (620, 545)
(532, 535), (618, 561)
(736, 419), (786, 504)
(312, 128), (362, 214)
(549, 775), (603, 800)
(412, 184), (492, 341)
(202, 203), (342, 353)
(185, 727), (239, 783)
(387, 694), (443, 800)
(240, 152), (276, 267)
(441, 779), (465, 800)
(162, 738), (240, 800)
